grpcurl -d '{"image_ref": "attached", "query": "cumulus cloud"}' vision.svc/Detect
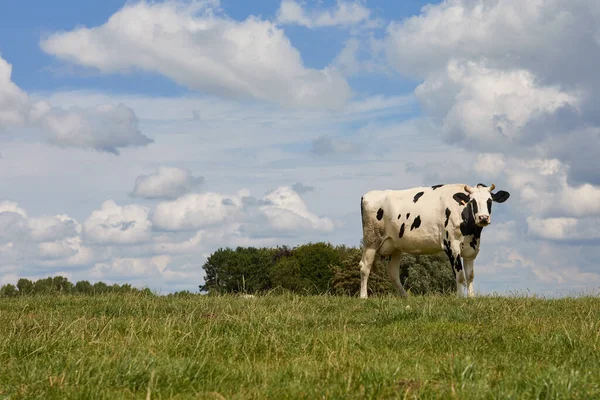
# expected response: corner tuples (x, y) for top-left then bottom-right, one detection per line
(385, 0), (600, 184)
(131, 166), (205, 200)
(152, 191), (244, 231)
(40, 1), (351, 109)
(0, 54), (151, 153)
(0, 201), (93, 268)
(276, 0), (371, 28)
(473, 154), (600, 219)
(486, 247), (600, 292)
(152, 186), (334, 236)
(526, 217), (600, 242)
(83, 200), (152, 244)
(0, 202), (30, 243)
(0, 57), (29, 129)
(260, 186), (334, 233)
(91, 255), (172, 279)
(39, 103), (151, 154)
(415, 61), (578, 150)
(28, 215), (81, 242)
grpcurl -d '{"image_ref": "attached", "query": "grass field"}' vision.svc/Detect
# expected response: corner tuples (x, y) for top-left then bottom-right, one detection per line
(0, 293), (599, 399)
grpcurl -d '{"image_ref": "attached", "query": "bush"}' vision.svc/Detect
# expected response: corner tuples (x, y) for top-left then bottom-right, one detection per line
(330, 248), (395, 296)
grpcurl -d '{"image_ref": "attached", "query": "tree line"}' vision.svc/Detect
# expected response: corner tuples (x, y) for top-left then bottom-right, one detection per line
(0, 276), (154, 298)
(200, 242), (456, 296)
(0, 242), (456, 298)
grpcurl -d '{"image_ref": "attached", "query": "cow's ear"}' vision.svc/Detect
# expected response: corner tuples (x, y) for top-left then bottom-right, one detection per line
(452, 193), (469, 205)
(492, 190), (510, 203)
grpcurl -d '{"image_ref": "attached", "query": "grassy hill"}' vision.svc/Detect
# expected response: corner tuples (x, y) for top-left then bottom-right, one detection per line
(1, 293), (599, 399)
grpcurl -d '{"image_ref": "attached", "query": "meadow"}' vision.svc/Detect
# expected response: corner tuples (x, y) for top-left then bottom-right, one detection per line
(0, 293), (599, 399)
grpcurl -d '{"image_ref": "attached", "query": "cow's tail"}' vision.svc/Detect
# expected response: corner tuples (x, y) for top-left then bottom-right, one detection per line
(360, 196), (365, 224)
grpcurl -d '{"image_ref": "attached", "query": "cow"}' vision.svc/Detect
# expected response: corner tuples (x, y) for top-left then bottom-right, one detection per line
(359, 183), (510, 298)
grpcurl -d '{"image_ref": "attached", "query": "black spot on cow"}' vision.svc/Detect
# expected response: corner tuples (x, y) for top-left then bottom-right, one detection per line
(399, 223), (405, 239)
(477, 183), (488, 188)
(487, 198), (492, 214)
(410, 215), (421, 231)
(446, 231), (449, 239)
(443, 239), (454, 267)
(460, 202), (483, 240)
(445, 208), (451, 227)
(455, 255), (463, 272)
(376, 208), (384, 220)
(471, 199), (479, 214)
(432, 184), (444, 190)
(413, 191), (424, 203)
(470, 236), (478, 251)
(398, 214), (402, 219)
(406, 213), (410, 219)
(453, 192), (469, 205)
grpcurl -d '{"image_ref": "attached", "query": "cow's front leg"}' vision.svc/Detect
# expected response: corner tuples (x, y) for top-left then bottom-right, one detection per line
(454, 255), (466, 298)
(463, 258), (475, 298)
(444, 239), (466, 297)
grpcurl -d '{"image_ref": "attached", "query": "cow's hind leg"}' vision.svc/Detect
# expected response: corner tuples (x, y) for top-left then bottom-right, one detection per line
(359, 247), (376, 299)
(386, 252), (408, 297)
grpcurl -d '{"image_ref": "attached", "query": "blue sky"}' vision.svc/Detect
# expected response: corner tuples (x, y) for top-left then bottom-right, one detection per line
(0, 0), (599, 295)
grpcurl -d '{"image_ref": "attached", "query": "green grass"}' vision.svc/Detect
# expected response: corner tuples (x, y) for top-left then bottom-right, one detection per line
(1, 293), (599, 399)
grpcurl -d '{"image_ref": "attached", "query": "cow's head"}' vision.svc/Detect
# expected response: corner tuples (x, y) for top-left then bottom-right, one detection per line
(453, 183), (510, 227)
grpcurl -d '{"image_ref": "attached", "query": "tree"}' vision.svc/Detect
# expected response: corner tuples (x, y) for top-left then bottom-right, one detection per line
(52, 276), (73, 293)
(74, 280), (93, 295)
(200, 247), (276, 294)
(16, 278), (33, 295)
(270, 256), (304, 292)
(0, 284), (18, 298)
(93, 281), (109, 294)
(293, 242), (340, 294)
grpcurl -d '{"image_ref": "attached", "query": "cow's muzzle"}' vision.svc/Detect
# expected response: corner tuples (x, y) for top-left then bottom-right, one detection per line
(477, 215), (490, 226)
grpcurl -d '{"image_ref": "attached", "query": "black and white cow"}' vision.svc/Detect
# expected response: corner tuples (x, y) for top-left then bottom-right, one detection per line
(359, 183), (510, 298)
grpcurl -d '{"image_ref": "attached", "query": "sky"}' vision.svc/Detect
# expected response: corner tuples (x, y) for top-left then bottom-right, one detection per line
(0, 0), (599, 296)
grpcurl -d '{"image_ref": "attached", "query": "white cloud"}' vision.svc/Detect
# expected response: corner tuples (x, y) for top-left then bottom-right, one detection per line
(525, 217), (599, 241)
(152, 191), (244, 231)
(473, 154), (600, 219)
(0, 54), (151, 153)
(0, 201), (28, 218)
(261, 186), (334, 233)
(40, 103), (152, 154)
(0, 56), (29, 128)
(486, 247), (600, 291)
(83, 200), (152, 244)
(131, 166), (204, 200)
(38, 237), (83, 260)
(28, 215), (81, 242)
(276, 0), (371, 28)
(415, 60), (578, 149)
(91, 255), (171, 279)
(385, 0), (600, 184)
(41, 1), (352, 109)
(151, 186), (334, 235)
